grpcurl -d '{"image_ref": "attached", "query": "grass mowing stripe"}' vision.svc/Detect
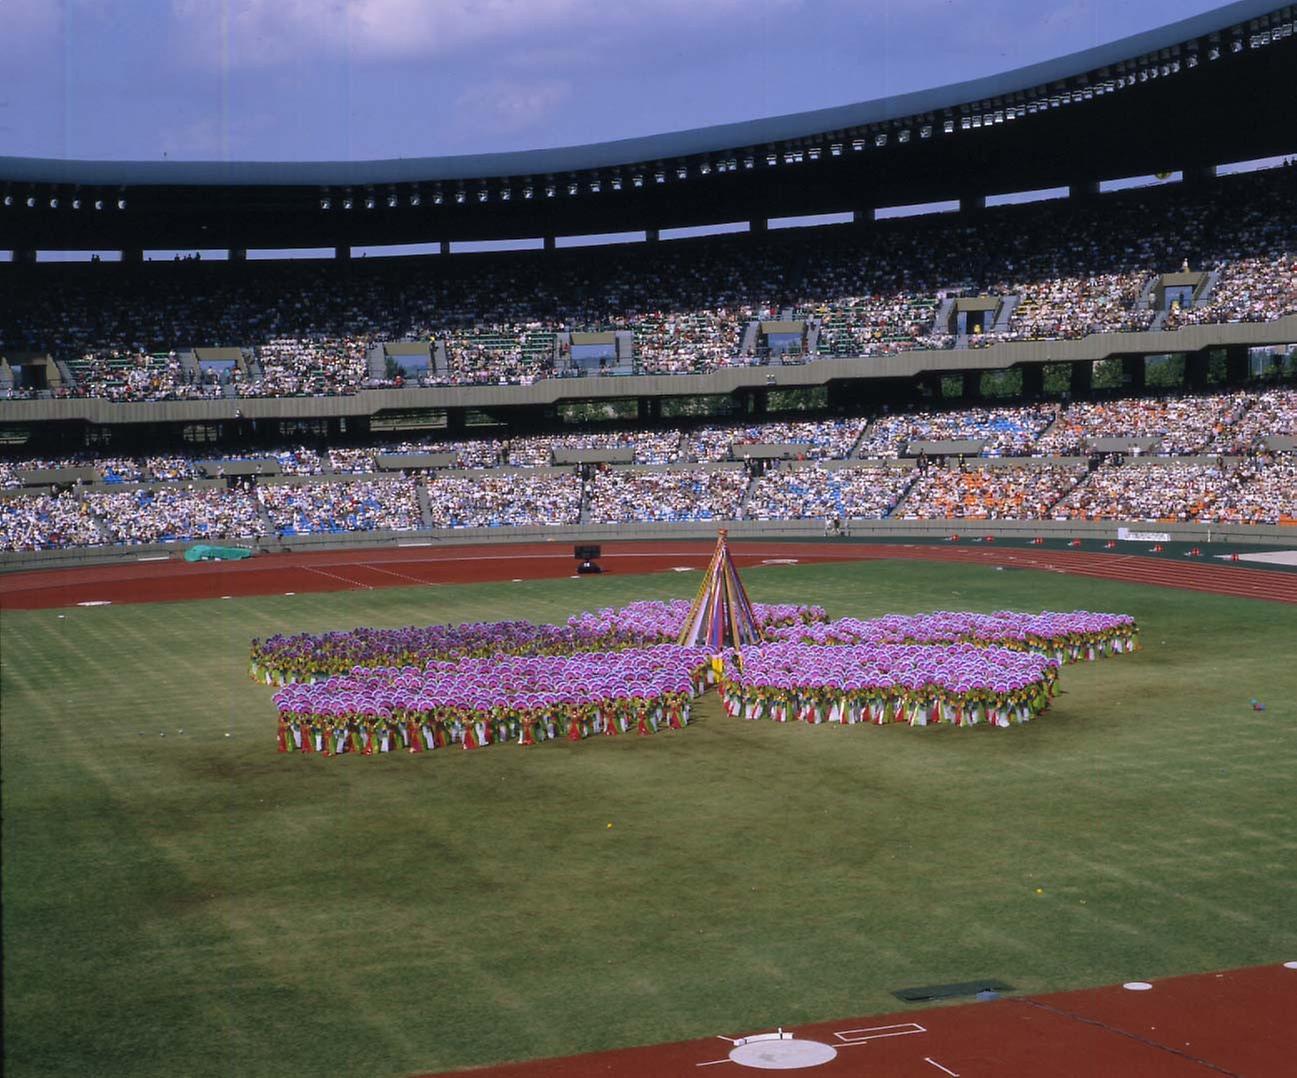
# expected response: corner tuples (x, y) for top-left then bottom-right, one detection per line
(3, 560), (1295, 1077)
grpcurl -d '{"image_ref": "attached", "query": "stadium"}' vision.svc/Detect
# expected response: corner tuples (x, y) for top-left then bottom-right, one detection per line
(1, 1), (1295, 1075)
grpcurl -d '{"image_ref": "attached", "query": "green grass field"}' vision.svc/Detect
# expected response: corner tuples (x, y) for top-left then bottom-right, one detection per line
(3, 560), (1296, 1078)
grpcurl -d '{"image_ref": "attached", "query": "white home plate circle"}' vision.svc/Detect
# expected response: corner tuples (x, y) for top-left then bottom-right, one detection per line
(729, 1037), (837, 1069)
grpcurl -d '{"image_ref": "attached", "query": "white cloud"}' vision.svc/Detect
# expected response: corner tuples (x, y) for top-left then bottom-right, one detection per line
(170, 0), (802, 66)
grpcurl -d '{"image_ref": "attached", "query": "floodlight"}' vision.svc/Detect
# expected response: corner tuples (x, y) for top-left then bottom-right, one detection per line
(94, 199), (104, 210)
(589, 179), (601, 193)
(1209, 46), (1221, 59)
(409, 193), (420, 206)
(2, 195), (12, 207)
(500, 188), (511, 201)
(943, 120), (955, 133)
(807, 147), (821, 161)
(545, 184), (557, 198)
(567, 181), (578, 196)
(386, 194), (398, 208)
(364, 196), (376, 209)
(610, 177), (622, 191)
(898, 129), (911, 143)
(342, 197), (353, 209)
(743, 156), (755, 169)
(476, 188), (488, 202)
(523, 186), (534, 199)
(852, 138), (865, 150)
(874, 133), (887, 146)
(676, 165), (687, 179)
(699, 162), (711, 175)
(116, 198), (127, 210)
(49, 197), (59, 208)
(26, 196), (36, 207)
(632, 174), (644, 187)
(654, 171), (665, 184)
(72, 198), (81, 209)
(320, 197), (331, 210)
(432, 191), (444, 205)
(766, 152), (778, 166)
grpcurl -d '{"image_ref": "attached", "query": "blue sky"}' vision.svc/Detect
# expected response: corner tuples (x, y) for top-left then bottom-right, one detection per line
(3, 0), (1231, 163)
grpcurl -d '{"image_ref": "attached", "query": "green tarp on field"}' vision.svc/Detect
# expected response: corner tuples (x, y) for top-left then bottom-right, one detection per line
(184, 545), (254, 562)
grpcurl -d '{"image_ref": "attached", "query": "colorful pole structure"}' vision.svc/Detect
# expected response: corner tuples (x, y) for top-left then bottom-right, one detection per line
(677, 530), (764, 651)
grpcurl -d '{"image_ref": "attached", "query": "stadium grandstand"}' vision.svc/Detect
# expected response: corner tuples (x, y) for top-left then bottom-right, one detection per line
(1, 0), (1294, 567)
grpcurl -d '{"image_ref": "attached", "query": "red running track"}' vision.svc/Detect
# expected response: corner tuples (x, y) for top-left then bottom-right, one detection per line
(2, 539), (1297, 610)
(412, 963), (1297, 1078)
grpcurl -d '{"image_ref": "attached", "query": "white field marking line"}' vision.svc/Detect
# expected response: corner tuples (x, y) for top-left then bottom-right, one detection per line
(715, 1036), (741, 1044)
(695, 1059), (731, 1067)
(834, 1022), (927, 1044)
(137, 554), (171, 561)
(924, 1058), (960, 1077)
(361, 563), (437, 585)
(302, 565), (374, 590)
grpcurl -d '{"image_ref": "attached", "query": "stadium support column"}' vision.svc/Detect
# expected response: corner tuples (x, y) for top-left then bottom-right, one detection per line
(1069, 180), (1100, 200)
(1226, 344), (1249, 385)
(646, 229), (660, 243)
(852, 208), (876, 225)
(1070, 360), (1093, 397)
(959, 195), (985, 214)
(1021, 363), (1043, 398)
(750, 218), (768, 235)
(1183, 164), (1218, 187)
(637, 397), (661, 421)
(1122, 355), (1146, 393)
(1185, 349), (1209, 390)
(961, 370), (980, 399)
(122, 248), (143, 265)
(228, 249), (247, 263)
(14, 249), (36, 265)
(543, 235), (556, 252)
(334, 246), (351, 262)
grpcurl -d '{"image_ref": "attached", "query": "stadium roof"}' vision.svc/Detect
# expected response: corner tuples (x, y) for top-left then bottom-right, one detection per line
(2, 0), (1293, 251)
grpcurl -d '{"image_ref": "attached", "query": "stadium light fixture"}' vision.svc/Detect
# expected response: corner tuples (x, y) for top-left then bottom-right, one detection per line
(874, 133), (888, 147)
(632, 174), (644, 187)
(919, 125), (932, 139)
(2, 195), (11, 207)
(676, 165), (688, 179)
(1231, 38), (1244, 52)
(699, 162), (712, 175)
(727, 158), (738, 172)
(567, 181), (578, 196)
(766, 152), (778, 166)
(93, 198), (104, 210)
(807, 147), (821, 161)
(851, 138), (865, 151)
(1187, 53), (1199, 67)
(320, 197), (331, 210)
(743, 156), (755, 169)
(364, 196), (376, 209)
(610, 177), (622, 191)
(477, 188), (489, 202)
(1209, 45), (1221, 59)
(116, 198), (127, 210)
(589, 179), (601, 193)
(342, 197), (353, 210)
(454, 189), (466, 204)
(898, 129), (911, 143)
(71, 197), (81, 209)
(545, 184), (557, 198)
(432, 191), (444, 205)
(522, 185), (534, 199)
(943, 120), (955, 133)
(500, 187), (511, 201)
(49, 197), (59, 208)
(654, 171), (665, 184)
(409, 192), (421, 207)
(26, 196), (36, 207)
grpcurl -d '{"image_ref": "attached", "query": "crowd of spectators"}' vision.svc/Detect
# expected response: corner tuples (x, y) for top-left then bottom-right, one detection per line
(899, 463), (1089, 520)
(745, 464), (917, 521)
(83, 486), (268, 544)
(1210, 387), (1297, 452)
(586, 467), (748, 523)
(1052, 462), (1227, 522)
(0, 493), (105, 550)
(857, 405), (1055, 458)
(423, 473), (581, 528)
(1202, 454), (1297, 525)
(258, 478), (421, 535)
(505, 430), (683, 465)
(6, 169), (1291, 397)
(688, 418), (866, 461)
(1033, 392), (1250, 456)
